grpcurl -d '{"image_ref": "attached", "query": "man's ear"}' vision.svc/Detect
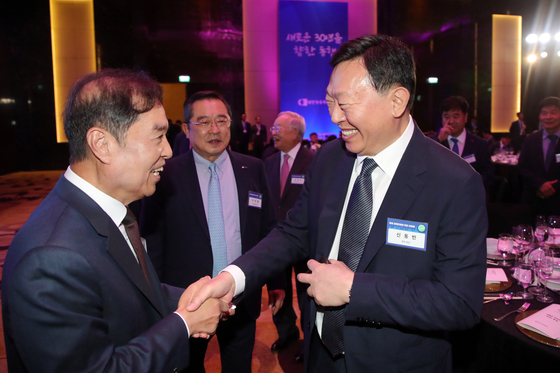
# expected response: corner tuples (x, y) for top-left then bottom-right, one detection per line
(86, 127), (113, 164)
(182, 123), (189, 138)
(391, 87), (410, 118)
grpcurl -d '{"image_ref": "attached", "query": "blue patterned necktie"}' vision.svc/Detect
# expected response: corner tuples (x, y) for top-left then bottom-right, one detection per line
(208, 163), (228, 277)
(322, 158), (378, 357)
(545, 134), (558, 171)
(451, 138), (459, 155)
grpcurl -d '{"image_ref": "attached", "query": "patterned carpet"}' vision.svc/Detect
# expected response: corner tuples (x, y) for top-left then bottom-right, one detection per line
(0, 171), (304, 373)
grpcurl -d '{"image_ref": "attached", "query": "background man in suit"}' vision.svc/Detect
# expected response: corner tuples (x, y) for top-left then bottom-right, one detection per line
(251, 116), (268, 158)
(265, 111), (314, 361)
(187, 35), (487, 373)
(430, 96), (494, 191)
(510, 111), (526, 152)
(140, 91), (282, 373)
(1, 69), (227, 373)
(238, 113), (252, 155)
(518, 96), (560, 216)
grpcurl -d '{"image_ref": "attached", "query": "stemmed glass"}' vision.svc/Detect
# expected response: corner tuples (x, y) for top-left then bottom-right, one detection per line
(515, 262), (535, 299)
(535, 215), (547, 229)
(536, 249), (555, 303)
(535, 225), (549, 246)
(496, 234), (513, 267)
(549, 216), (560, 245)
(512, 225), (534, 270)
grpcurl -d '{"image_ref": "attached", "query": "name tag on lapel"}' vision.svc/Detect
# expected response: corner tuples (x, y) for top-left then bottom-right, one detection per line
(555, 154), (560, 163)
(291, 175), (305, 185)
(463, 154), (476, 164)
(386, 218), (428, 251)
(248, 191), (262, 208)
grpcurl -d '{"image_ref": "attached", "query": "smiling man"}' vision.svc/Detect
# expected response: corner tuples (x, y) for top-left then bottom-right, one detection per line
(1, 69), (228, 373)
(518, 96), (560, 216)
(140, 91), (280, 373)
(187, 35), (487, 373)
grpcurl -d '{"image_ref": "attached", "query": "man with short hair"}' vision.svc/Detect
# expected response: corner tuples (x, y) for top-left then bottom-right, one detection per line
(518, 96), (560, 216)
(265, 111), (314, 359)
(510, 111), (526, 152)
(430, 96), (494, 190)
(309, 132), (322, 152)
(188, 35), (487, 372)
(140, 91), (281, 373)
(1, 69), (228, 373)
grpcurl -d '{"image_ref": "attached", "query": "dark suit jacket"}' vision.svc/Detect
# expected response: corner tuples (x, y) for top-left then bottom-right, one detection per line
(234, 126), (487, 372)
(1, 176), (189, 373)
(510, 120), (526, 152)
(264, 145), (314, 222)
(518, 130), (560, 214)
(140, 149), (277, 320)
(430, 131), (494, 189)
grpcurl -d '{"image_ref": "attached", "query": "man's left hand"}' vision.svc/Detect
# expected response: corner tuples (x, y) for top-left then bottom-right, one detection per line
(297, 259), (354, 307)
(267, 289), (285, 315)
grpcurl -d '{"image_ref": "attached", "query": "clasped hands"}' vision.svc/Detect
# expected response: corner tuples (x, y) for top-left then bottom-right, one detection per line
(183, 259), (354, 335)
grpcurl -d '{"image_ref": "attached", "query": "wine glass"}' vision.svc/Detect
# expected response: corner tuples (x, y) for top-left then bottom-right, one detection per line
(496, 234), (513, 267)
(535, 225), (549, 246)
(535, 215), (547, 229)
(536, 249), (555, 303)
(515, 262), (535, 299)
(548, 216), (560, 245)
(512, 225), (534, 269)
(528, 246), (546, 295)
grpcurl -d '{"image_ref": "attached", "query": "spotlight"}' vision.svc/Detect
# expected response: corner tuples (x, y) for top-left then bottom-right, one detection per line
(526, 34), (538, 43)
(528, 54), (537, 63)
(557, 51), (560, 57)
(541, 52), (548, 58)
(539, 33), (551, 43)
(556, 32), (560, 41)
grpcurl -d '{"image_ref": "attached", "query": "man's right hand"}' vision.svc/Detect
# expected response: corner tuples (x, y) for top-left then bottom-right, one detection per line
(437, 125), (452, 142)
(186, 272), (236, 314)
(175, 277), (230, 338)
(538, 180), (558, 198)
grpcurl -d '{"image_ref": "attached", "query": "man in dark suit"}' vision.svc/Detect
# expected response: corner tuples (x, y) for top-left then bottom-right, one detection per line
(429, 96), (494, 191)
(188, 35), (487, 373)
(518, 97), (560, 216)
(510, 111), (526, 152)
(237, 113), (252, 155)
(1, 69), (227, 373)
(251, 116), (268, 158)
(140, 91), (282, 373)
(265, 111), (314, 359)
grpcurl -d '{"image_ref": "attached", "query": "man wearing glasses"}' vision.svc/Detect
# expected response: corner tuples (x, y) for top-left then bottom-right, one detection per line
(140, 91), (283, 372)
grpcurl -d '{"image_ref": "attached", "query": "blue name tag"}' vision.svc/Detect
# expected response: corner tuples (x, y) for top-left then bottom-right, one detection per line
(463, 154), (476, 164)
(248, 191), (262, 208)
(386, 218), (428, 251)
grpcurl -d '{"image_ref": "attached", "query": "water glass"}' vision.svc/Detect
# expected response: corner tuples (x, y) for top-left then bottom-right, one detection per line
(535, 215), (547, 229)
(496, 234), (513, 267)
(536, 250), (554, 303)
(515, 263), (535, 299)
(549, 216), (560, 245)
(535, 225), (549, 246)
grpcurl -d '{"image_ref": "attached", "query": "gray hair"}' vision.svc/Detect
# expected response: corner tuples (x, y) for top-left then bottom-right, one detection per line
(277, 111), (306, 141)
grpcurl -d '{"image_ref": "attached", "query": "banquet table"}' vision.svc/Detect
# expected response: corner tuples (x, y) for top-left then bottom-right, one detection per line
(452, 264), (560, 372)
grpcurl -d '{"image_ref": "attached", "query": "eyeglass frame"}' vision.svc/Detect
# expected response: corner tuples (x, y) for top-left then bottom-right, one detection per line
(270, 124), (295, 133)
(188, 116), (232, 129)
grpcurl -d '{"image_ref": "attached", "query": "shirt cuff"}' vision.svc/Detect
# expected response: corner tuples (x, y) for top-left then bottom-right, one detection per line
(173, 312), (191, 338)
(222, 264), (245, 297)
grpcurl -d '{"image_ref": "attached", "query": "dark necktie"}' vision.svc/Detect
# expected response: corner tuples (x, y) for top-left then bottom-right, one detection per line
(122, 207), (151, 283)
(545, 134), (558, 171)
(322, 158), (378, 357)
(451, 138), (459, 155)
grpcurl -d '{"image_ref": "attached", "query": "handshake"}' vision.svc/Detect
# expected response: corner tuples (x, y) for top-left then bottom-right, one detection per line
(174, 273), (237, 339)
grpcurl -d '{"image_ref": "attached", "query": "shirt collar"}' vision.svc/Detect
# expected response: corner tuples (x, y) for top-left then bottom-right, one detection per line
(281, 142), (302, 160)
(193, 149), (229, 172)
(542, 128), (560, 140)
(64, 166), (127, 227)
(448, 128), (466, 143)
(356, 115), (415, 178)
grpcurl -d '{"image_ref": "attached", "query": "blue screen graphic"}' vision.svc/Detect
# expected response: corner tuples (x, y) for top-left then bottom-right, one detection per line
(279, 1), (348, 139)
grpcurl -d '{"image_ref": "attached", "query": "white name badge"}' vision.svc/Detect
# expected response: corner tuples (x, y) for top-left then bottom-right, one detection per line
(463, 154), (476, 164)
(555, 154), (560, 163)
(291, 175), (305, 185)
(386, 218), (428, 251)
(248, 191), (262, 208)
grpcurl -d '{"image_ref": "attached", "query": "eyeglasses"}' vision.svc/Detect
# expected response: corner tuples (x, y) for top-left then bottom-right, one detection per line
(189, 118), (231, 128)
(270, 125), (293, 133)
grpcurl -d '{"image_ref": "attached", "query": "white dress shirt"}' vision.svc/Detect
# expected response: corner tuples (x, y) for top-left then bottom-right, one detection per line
(279, 142), (302, 176)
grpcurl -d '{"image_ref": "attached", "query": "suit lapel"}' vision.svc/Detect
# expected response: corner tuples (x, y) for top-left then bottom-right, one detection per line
(178, 151), (210, 240)
(229, 151), (249, 242)
(57, 177), (167, 317)
(463, 133), (475, 157)
(269, 152), (282, 200)
(357, 127), (428, 272)
(316, 149), (356, 260)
